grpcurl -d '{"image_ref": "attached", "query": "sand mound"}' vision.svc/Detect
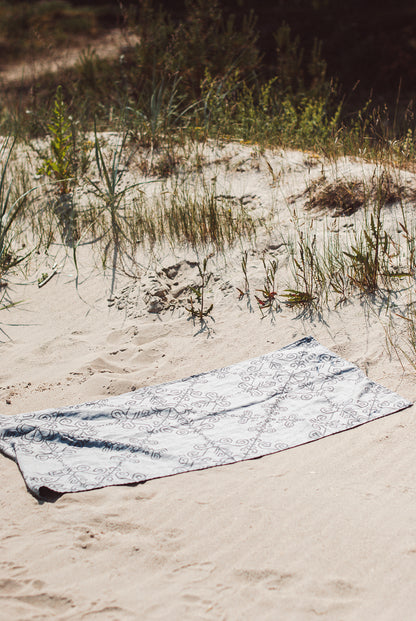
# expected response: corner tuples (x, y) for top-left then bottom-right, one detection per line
(1, 143), (416, 620)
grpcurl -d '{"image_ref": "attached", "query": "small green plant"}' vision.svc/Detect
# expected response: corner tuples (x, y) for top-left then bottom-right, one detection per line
(345, 206), (392, 293)
(255, 256), (279, 314)
(282, 232), (321, 308)
(36, 86), (78, 244)
(322, 233), (352, 306)
(87, 125), (148, 292)
(186, 256), (214, 320)
(128, 76), (194, 151)
(89, 128), (129, 223)
(281, 289), (315, 307)
(38, 86), (74, 195)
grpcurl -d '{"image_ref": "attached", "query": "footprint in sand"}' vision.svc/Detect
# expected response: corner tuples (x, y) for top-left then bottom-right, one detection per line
(172, 561), (216, 583)
(12, 592), (74, 610)
(234, 568), (295, 591)
(81, 605), (136, 620)
(86, 356), (133, 374)
(0, 577), (74, 614)
(315, 578), (361, 598)
(155, 528), (184, 553)
(131, 328), (171, 347)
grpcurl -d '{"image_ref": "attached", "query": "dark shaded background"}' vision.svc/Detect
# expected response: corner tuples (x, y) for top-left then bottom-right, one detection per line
(147, 0), (416, 106)
(250, 0), (416, 103)
(9, 0), (416, 105)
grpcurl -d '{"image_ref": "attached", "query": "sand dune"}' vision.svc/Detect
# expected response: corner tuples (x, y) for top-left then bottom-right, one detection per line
(1, 145), (416, 619)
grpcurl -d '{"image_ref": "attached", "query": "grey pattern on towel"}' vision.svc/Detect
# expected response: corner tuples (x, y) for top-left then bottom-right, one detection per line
(0, 337), (411, 498)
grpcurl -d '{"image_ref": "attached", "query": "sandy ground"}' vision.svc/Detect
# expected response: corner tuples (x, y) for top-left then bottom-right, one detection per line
(1, 144), (416, 620)
(0, 28), (140, 87)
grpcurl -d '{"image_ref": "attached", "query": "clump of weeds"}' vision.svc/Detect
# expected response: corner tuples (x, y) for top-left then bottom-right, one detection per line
(131, 178), (256, 250)
(282, 232), (322, 308)
(255, 256), (279, 315)
(345, 204), (393, 294)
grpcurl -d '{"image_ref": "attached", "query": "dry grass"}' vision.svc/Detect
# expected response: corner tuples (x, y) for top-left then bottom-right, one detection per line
(131, 181), (258, 250)
(304, 178), (366, 216)
(303, 170), (408, 216)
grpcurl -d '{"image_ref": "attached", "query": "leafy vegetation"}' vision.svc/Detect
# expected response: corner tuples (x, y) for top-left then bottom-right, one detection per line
(38, 86), (74, 194)
(2, 0), (416, 370)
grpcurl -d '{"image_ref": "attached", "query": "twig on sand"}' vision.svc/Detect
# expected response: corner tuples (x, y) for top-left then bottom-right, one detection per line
(38, 263), (59, 288)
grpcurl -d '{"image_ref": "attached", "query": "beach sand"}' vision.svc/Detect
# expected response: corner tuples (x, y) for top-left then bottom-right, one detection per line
(1, 145), (416, 620)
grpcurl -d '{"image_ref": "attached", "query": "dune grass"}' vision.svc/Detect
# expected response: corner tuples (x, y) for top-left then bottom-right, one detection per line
(2, 2), (416, 364)
(0, 136), (36, 276)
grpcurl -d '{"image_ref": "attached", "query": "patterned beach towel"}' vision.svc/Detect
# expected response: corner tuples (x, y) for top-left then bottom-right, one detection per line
(0, 337), (411, 498)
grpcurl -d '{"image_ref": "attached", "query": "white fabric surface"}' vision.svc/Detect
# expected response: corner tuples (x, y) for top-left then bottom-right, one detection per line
(0, 337), (411, 498)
